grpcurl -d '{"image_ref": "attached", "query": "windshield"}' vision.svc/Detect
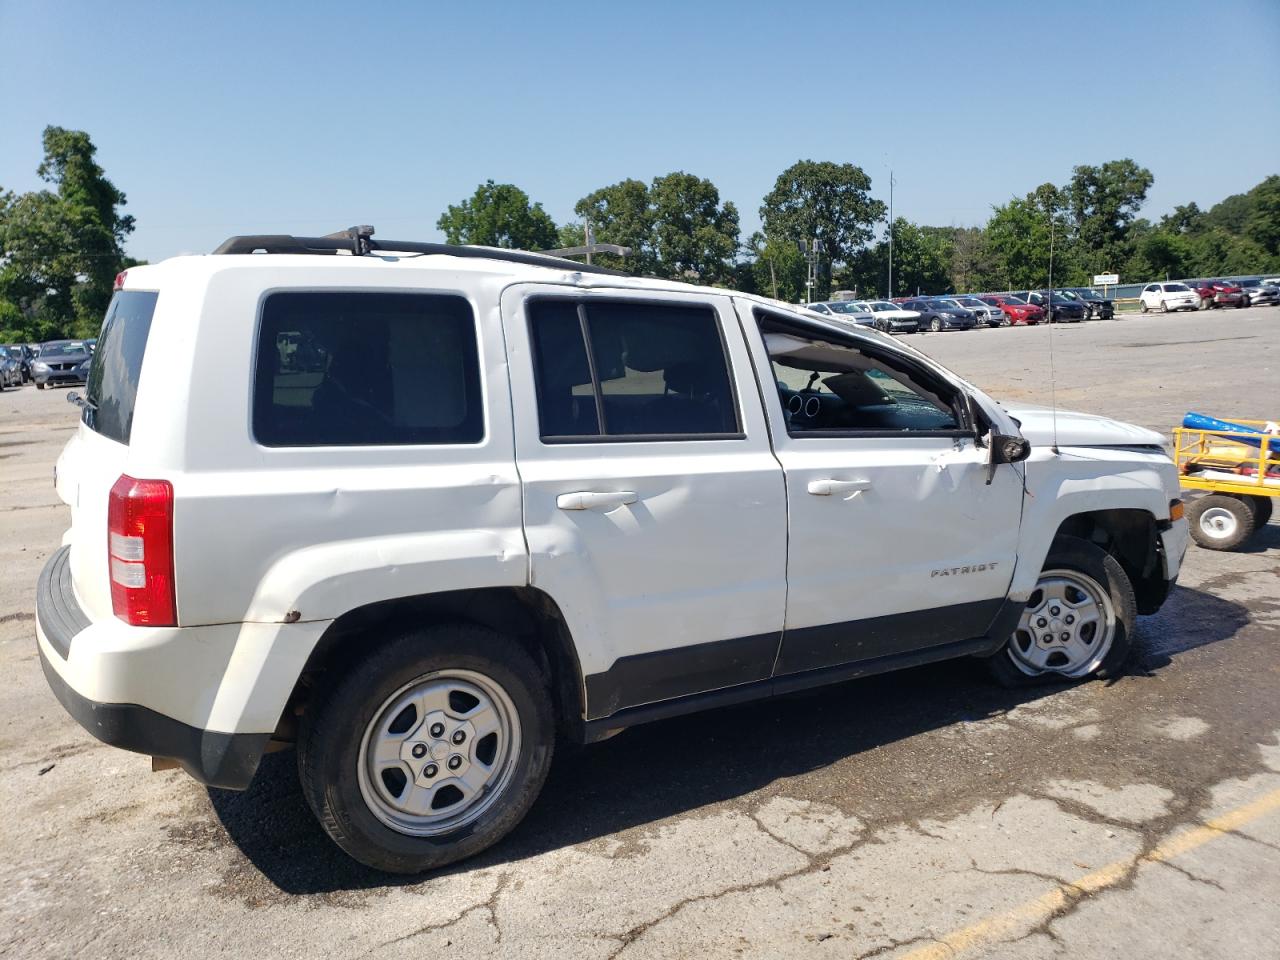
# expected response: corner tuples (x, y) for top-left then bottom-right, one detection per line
(1054, 290), (1080, 300)
(5, 347), (21, 358)
(936, 299), (963, 309)
(869, 302), (895, 311)
(825, 302), (867, 315)
(1001, 295), (1027, 304)
(1165, 283), (1191, 292)
(39, 341), (87, 357)
(1238, 279), (1260, 288)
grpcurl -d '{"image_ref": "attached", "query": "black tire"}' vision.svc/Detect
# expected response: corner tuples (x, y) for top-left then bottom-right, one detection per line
(986, 536), (1135, 688)
(1251, 496), (1273, 528)
(1187, 494), (1256, 551)
(931, 317), (942, 333)
(1140, 301), (1149, 313)
(1160, 300), (1169, 313)
(35, 382), (44, 390)
(298, 623), (555, 874)
(1236, 298), (1246, 309)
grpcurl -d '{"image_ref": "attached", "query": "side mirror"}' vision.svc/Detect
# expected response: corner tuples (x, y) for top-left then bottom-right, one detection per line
(994, 435), (1031, 463)
(986, 434), (1031, 485)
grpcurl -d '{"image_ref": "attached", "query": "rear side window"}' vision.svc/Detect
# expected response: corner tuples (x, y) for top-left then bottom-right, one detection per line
(84, 290), (158, 445)
(528, 299), (740, 441)
(253, 292), (483, 447)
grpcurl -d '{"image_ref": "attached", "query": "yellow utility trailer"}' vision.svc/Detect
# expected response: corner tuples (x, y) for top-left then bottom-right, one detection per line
(1173, 417), (1277, 550)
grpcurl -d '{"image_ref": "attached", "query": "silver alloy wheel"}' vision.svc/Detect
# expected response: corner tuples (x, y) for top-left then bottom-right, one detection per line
(1197, 505), (1240, 542)
(357, 669), (521, 836)
(1007, 568), (1116, 678)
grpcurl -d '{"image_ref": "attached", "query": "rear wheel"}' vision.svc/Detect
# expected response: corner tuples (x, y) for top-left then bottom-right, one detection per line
(1187, 494), (1256, 551)
(298, 623), (555, 874)
(988, 537), (1134, 687)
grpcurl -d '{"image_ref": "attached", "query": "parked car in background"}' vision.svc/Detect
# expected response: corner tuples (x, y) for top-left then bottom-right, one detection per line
(1064, 288), (1114, 320)
(3, 344), (34, 382)
(1187, 279), (1245, 309)
(856, 300), (921, 334)
(949, 296), (1004, 327)
(978, 295), (1043, 325)
(900, 297), (976, 332)
(0, 349), (22, 388)
(1139, 282), (1200, 313)
(84, 338), (98, 354)
(32, 340), (92, 389)
(804, 301), (876, 327)
(1237, 278), (1279, 307)
(1019, 291), (1085, 322)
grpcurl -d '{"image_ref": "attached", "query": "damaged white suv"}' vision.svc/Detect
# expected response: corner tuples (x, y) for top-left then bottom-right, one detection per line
(37, 228), (1188, 873)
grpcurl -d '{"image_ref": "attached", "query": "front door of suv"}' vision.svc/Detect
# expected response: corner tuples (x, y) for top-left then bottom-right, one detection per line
(500, 286), (788, 722)
(739, 305), (1022, 676)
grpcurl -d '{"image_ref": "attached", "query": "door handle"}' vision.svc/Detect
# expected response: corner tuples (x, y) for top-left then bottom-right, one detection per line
(557, 491), (638, 511)
(807, 479), (871, 497)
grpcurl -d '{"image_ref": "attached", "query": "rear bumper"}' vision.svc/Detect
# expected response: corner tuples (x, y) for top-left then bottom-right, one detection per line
(39, 643), (267, 790)
(35, 546), (268, 790)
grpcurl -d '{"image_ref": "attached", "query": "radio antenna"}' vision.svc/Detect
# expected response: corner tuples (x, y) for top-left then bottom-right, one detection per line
(1046, 212), (1060, 454)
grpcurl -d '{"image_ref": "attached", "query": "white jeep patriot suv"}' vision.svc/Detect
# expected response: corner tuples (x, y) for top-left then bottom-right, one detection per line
(37, 227), (1189, 873)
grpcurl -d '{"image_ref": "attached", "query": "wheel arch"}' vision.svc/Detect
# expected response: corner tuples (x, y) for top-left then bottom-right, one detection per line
(1050, 508), (1168, 614)
(275, 587), (588, 745)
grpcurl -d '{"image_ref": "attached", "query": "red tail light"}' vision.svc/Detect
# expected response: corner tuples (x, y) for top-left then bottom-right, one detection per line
(107, 475), (176, 626)
(113, 270), (128, 291)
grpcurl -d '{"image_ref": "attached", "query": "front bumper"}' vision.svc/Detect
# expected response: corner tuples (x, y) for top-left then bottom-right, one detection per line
(35, 546), (268, 790)
(34, 371), (87, 386)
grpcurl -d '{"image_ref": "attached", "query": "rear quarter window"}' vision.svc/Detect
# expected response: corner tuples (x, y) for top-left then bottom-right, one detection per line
(253, 291), (483, 447)
(83, 291), (159, 445)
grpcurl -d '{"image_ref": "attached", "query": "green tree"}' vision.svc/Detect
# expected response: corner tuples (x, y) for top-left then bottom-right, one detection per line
(746, 231), (807, 302)
(1242, 175), (1280, 259)
(0, 126), (135, 340)
(574, 177), (656, 274)
(760, 160), (886, 299)
(573, 173), (739, 281)
(984, 186), (1075, 291)
(1066, 159), (1153, 275)
(436, 180), (559, 250)
(648, 171), (739, 283)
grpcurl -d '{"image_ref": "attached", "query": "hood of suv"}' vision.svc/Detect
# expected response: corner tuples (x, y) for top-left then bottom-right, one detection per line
(1001, 404), (1166, 449)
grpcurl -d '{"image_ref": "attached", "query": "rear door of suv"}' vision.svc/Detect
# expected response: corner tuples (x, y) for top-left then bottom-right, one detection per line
(500, 285), (787, 721)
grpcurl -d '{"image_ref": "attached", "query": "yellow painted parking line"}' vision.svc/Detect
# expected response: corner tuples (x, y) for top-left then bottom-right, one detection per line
(898, 787), (1280, 960)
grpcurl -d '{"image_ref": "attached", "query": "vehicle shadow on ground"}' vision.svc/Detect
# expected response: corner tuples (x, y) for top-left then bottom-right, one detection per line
(206, 584), (1248, 896)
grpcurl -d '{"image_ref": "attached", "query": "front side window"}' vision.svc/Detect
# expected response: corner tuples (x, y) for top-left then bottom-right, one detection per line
(757, 312), (964, 435)
(253, 291), (483, 447)
(528, 299), (739, 441)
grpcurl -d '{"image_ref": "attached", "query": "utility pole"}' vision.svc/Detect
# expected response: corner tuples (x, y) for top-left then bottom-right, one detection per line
(887, 169), (895, 299)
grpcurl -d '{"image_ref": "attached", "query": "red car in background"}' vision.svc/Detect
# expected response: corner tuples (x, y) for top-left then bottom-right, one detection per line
(979, 294), (1043, 325)
(1188, 279), (1246, 309)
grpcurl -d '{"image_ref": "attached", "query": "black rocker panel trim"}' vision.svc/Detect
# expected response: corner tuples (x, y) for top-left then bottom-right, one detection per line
(581, 597), (1019, 731)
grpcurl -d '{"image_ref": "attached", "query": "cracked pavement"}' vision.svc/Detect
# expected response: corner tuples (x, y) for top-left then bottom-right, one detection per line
(2, 310), (1278, 959)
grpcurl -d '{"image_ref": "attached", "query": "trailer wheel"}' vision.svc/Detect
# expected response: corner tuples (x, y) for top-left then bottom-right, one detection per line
(1188, 494), (1256, 551)
(1243, 495), (1272, 529)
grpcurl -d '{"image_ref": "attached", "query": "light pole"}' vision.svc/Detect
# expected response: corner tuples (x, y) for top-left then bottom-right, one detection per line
(887, 169), (895, 299)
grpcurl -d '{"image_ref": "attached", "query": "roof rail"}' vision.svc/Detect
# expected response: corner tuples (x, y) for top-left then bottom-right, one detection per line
(211, 225), (626, 276)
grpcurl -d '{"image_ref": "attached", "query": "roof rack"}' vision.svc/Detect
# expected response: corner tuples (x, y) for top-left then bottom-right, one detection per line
(211, 225), (626, 276)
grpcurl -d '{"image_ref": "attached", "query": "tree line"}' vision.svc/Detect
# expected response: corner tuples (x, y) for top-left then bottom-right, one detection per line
(3, 125), (1278, 343)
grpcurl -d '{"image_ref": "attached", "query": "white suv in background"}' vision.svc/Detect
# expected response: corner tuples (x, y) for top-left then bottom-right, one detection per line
(1139, 282), (1200, 313)
(37, 227), (1188, 874)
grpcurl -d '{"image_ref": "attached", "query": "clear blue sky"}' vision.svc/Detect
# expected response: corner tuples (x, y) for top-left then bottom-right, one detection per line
(2, 0), (1277, 263)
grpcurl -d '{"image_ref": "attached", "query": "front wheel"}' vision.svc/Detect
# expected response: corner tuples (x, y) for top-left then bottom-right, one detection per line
(931, 317), (942, 333)
(298, 623), (554, 874)
(988, 537), (1135, 687)
(1160, 300), (1169, 313)
(1140, 301), (1149, 313)
(35, 382), (45, 390)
